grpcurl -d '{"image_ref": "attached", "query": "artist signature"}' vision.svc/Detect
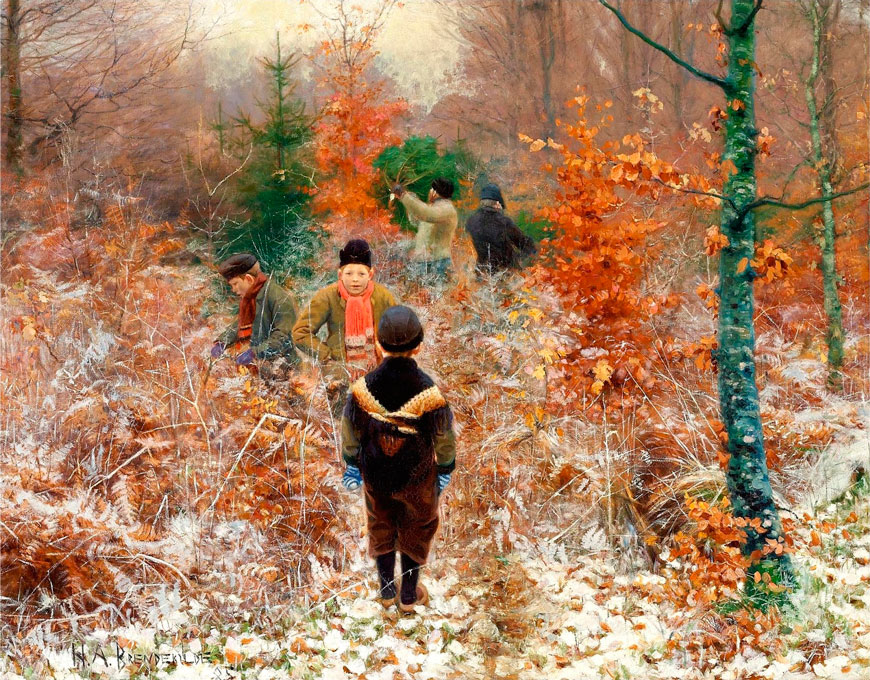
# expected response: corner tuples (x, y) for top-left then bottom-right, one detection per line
(71, 641), (239, 678)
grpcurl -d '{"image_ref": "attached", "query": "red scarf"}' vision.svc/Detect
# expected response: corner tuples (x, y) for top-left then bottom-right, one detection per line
(338, 279), (377, 379)
(237, 272), (268, 340)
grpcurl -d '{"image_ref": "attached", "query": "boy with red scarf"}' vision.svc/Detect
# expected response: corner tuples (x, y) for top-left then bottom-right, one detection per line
(292, 240), (397, 409)
(212, 254), (299, 375)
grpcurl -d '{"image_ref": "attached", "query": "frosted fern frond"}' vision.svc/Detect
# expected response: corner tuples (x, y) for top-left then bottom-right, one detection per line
(580, 525), (608, 552)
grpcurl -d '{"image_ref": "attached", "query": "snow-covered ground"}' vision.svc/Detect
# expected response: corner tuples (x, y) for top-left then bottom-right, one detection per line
(4, 243), (869, 680)
(5, 448), (870, 680)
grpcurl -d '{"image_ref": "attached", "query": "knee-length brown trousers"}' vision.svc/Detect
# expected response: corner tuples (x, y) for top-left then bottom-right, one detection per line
(363, 466), (439, 564)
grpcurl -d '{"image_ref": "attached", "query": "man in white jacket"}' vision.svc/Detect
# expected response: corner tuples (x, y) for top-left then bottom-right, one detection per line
(392, 178), (458, 282)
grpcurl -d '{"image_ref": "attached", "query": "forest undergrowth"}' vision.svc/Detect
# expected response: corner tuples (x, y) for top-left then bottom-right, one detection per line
(2, 178), (870, 679)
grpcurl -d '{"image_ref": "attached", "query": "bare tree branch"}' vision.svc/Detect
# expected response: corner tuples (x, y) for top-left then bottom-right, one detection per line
(598, 0), (729, 90)
(745, 182), (869, 213)
(652, 178), (738, 211)
(732, 0), (763, 36)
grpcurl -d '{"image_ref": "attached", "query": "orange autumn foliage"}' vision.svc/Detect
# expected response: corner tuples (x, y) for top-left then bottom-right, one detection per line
(1, 171), (345, 623)
(311, 11), (408, 240)
(521, 96), (691, 412)
(664, 496), (754, 608)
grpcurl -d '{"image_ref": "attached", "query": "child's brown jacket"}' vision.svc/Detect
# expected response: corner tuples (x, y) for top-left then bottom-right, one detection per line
(341, 356), (456, 563)
(292, 282), (396, 363)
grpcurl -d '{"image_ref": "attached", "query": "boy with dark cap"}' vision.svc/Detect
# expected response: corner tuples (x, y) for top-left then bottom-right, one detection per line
(465, 183), (537, 273)
(391, 178), (458, 281)
(292, 239), (397, 408)
(212, 253), (299, 377)
(340, 305), (457, 612)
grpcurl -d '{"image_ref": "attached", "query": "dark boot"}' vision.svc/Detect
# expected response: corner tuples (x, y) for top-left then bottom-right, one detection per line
(398, 553), (428, 611)
(375, 552), (397, 606)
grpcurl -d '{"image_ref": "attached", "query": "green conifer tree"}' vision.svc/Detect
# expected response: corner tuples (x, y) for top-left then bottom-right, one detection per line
(217, 34), (322, 279)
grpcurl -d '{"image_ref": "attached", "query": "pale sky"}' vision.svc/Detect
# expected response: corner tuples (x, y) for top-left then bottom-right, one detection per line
(201, 0), (463, 110)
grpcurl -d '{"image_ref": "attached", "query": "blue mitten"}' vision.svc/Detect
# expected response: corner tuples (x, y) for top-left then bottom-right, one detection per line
(342, 465), (362, 491)
(235, 348), (255, 365)
(211, 342), (225, 359)
(437, 472), (452, 495)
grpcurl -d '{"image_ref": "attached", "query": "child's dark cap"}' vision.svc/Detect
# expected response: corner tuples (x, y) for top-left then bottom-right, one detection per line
(339, 239), (372, 268)
(378, 305), (424, 353)
(219, 253), (258, 280)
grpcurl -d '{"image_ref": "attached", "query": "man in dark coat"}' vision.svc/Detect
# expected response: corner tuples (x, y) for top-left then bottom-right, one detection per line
(464, 183), (537, 273)
(340, 305), (456, 612)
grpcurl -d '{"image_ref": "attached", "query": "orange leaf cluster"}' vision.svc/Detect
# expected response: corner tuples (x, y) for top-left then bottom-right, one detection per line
(704, 224), (729, 256)
(751, 239), (793, 284)
(664, 496), (756, 608)
(696, 282), (720, 316)
(680, 334), (719, 373)
(762, 410), (835, 471)
(311, 28), (408, 240)
(756, 126), (776, 159)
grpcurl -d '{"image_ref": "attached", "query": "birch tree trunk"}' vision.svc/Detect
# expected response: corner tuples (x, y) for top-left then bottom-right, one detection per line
(802, 0), (845, 389)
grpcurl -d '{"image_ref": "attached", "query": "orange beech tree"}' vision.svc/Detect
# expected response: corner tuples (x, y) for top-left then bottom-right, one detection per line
(310, 0), (408, 239)
(522, 95), (711, 414)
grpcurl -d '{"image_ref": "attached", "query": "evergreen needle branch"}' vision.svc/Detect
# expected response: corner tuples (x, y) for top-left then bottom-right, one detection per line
(598, 0), (728, 89)
(745, 182), (870, 214)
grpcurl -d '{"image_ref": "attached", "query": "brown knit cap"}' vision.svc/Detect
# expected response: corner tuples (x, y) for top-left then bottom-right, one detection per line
(218, 253), (258, 280)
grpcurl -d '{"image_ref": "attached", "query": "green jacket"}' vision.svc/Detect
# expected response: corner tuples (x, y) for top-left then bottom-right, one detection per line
(292, 282), (397, 362)
(218, 277), (299, 361)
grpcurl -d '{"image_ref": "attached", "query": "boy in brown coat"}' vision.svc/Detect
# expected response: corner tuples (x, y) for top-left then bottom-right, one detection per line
(292, 239), (397, 407)
(341, 305), (456, 611)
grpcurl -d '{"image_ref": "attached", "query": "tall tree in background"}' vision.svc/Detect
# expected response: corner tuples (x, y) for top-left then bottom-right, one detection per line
(433, 0), (573, 150)
(310, 0), (407, 239)
(235, 35), (310, 175)
(2, 0), (23, 172)
(600, 0), (869, 593)
(432, 1), (720, 155)
(1, 0), (204, 168)
(798, 0), (854, 389)
(600, 0), (789, 592)
(218, 36), (319, 278)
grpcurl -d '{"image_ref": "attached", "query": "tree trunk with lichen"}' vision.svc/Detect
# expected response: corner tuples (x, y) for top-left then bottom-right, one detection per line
(717, 0), (793, 592)
(3, 0), (23, 173)
(599, 0), (795, 593)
